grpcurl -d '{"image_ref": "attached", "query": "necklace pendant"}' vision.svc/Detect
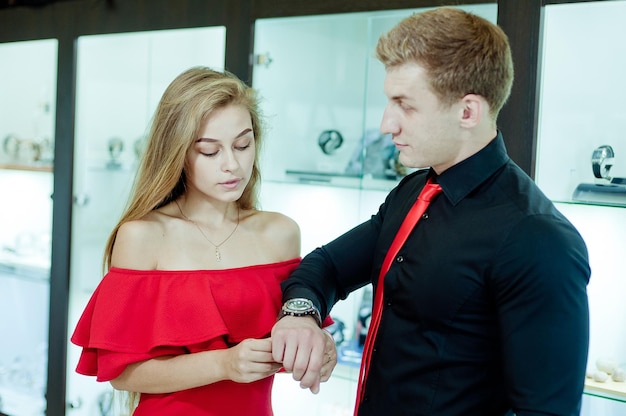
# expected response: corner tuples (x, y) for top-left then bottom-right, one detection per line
(215, 246), (222, 262)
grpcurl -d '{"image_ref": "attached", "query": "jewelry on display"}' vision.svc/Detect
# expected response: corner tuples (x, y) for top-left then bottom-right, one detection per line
(591, 144), (614, 180)
(317, 129), (344, 155)
(174, 200), (240, 262)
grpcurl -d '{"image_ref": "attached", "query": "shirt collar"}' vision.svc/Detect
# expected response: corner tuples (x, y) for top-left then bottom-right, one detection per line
(434, 131), (510, 205)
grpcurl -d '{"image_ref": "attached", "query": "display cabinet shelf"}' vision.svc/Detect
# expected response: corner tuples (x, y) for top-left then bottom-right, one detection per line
(0, 163), (52, 172)
(584, 379), (626, 403)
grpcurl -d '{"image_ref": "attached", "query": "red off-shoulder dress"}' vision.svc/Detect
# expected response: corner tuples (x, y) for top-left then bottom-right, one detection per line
(71, 258), (319, 415)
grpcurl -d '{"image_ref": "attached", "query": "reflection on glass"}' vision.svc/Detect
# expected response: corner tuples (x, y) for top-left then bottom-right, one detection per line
(537, 1), (626, 206)
(0, 38), (57, 416)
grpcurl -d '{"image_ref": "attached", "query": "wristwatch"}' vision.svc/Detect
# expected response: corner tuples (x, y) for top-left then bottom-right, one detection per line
(591, 145), (614, 179)
(318, 129), (344, 155)
(278, 298), (322, 327)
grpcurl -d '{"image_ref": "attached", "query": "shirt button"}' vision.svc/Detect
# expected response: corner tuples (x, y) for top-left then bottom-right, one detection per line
(396, 255), (404, 262)
(422, 212), (429, 219)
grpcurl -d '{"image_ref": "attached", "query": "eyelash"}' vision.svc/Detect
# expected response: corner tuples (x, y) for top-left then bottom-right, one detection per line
(200, 144), (251, 157)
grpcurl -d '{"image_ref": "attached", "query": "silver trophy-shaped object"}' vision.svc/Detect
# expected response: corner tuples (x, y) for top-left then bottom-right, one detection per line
(106, 137), (124, 169)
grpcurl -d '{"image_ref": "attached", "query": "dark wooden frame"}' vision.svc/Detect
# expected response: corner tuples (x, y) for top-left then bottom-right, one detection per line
(0, 1), (598, 414)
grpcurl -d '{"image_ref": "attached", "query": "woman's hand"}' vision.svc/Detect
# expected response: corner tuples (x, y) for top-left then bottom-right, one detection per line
(225, 338), (283, 383)
(110, 338), (282, 394)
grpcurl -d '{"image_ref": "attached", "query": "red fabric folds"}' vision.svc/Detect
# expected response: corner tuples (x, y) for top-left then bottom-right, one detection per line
(71, 258), (335, 415)
(71, 258), (300, 382)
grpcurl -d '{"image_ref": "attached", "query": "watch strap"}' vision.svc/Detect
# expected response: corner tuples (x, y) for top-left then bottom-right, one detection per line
(278, 298), (322, 327)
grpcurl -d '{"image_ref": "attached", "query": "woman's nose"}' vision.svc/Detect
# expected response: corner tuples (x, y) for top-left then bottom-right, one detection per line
(221, 149), (240, 171)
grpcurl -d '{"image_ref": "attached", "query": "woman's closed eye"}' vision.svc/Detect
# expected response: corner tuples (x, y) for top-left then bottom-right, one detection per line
(235, 142), (252, 151)
(199, 147), (220, 157)
(198, 142), (251, 157)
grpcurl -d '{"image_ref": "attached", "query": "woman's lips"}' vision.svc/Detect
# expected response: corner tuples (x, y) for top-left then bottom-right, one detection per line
(220, 179), (241, 190)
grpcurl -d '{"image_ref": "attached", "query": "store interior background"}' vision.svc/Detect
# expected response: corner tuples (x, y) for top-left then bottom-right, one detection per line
(1, 0), (626, 415)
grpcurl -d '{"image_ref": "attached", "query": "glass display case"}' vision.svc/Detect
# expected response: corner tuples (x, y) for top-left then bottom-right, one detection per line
(536, 1), (626, 413)
(253, 4), (497, 194)
(0, 40), (56, 173)
(0, 38), (57, 416)
(537, 2), (626, 207)
(253, 4), (498, 415)
(65, 26), (226, 416)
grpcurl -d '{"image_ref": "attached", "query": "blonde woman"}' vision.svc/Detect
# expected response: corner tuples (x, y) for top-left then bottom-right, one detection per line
(71, 67), (336, 415)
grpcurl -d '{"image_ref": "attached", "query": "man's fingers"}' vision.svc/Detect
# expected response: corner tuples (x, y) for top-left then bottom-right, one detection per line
(320, 349), (337, 382)
(305, 377), (321, 394)
(271, 332), (286, 363)
(271, 316), (329, 393)
(295, 335), (325, 391)
(281, 341), (299, 372)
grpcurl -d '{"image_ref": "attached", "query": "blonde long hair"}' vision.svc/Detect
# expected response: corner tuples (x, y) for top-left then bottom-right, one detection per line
(103, 66), (264, 271)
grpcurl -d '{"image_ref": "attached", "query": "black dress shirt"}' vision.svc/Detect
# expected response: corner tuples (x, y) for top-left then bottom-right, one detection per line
(283, 132), (590, 416)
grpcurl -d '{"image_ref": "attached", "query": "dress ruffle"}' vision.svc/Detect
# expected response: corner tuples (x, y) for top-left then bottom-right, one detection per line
(71, 258), (301, 381)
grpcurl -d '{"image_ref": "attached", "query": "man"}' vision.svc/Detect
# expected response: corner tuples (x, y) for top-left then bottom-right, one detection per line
(272, 7), (590, 416)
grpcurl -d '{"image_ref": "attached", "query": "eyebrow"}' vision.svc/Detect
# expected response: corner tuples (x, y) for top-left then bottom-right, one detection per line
(390, 94), (408, 102)
(197, 128), (253, 143)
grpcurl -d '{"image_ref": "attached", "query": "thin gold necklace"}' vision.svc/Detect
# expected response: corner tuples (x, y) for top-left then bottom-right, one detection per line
(174, 199), (240, 262)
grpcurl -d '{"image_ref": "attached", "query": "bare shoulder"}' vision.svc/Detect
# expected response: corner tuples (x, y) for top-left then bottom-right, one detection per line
(258, 210), (300, 239)
(242, 210), (301, 260)
(111, 213), (166, 270)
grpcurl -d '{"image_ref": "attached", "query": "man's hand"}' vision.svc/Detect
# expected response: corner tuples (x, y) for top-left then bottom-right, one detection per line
(271, 316), (335, 393)
(320, 329), (338, 383)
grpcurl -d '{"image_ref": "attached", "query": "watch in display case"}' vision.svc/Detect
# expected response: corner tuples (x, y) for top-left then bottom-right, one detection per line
(591, 145), (614, 180)
(318, 129), (344, 155)
(572, 145), (626, 206)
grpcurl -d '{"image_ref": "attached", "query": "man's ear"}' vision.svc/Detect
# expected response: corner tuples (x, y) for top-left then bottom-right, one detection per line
(459, 94), (484, 128)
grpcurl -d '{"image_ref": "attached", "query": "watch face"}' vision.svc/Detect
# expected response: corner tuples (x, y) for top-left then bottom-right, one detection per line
(592, 145), (614, 161)
(591, 145), (615, 179)
(286, 298), (313, 311)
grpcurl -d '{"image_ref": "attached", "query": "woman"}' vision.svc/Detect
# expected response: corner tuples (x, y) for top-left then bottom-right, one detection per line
(71, 67), (336, 415)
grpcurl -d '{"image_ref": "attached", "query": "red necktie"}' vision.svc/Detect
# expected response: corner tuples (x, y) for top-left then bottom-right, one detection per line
(354, 179), (443, 415)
